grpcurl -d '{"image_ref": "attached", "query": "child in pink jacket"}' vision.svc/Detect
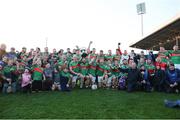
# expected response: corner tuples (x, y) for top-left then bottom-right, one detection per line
(21, 68), (32, 93)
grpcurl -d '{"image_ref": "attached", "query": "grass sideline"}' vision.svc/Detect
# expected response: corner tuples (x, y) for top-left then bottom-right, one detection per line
(0, 89), (180, 119)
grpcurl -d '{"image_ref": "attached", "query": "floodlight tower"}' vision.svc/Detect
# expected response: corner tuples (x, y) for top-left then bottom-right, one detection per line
(137, 2), (146, 36)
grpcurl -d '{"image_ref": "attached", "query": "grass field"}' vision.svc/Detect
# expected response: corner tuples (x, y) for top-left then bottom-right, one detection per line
(0, 89), (180, 119)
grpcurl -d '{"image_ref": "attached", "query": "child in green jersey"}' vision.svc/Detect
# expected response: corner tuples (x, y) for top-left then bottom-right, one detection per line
(32, 61), (45, 92)
(60, 67), (71, 91)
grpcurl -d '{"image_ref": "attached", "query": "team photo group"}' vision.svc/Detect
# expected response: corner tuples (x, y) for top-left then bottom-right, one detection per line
(0, 42), (180, 94)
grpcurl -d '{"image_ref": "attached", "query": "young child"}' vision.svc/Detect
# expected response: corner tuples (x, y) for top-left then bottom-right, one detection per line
(52, 67), (61, 91)
(60, 67), (71, 91)
(21, 68), (32, 93)
(32, 60), (44, 92)
(43, 63), (53, 91)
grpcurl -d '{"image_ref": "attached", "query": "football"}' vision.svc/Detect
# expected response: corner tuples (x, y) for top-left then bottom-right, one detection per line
(91, 84), (97, 90)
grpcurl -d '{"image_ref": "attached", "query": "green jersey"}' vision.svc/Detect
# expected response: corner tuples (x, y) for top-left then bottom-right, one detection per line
(58, 60), (68, 67)
(89, 53), (97, 60)
(66, 54), (72, 63)
(0, 70), (3, 82)
(76, 54), (82, 61)
(60, 71), (71, 79)
(3, 65), (16, 78)
(89, 62), (97, 77)
(32, 65), (43, 81)
(145, 63), (155, 76)
(119, 64), (129, 77)
(137, 62), (146, 69)
(105, 55), (113, 61)
(113, 55), (121, 61)
(96, 63), (106, 76)
(158, 51), (169, 63)
(111, 65), (120, 77)
(169, 50), (180, 64)
(104, 64), (112, 76)
(69, 61), (79, 74)
(79, 62), (89, 76)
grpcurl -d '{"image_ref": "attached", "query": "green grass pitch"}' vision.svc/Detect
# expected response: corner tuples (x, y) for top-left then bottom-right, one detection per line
(0, 89), (179, 119)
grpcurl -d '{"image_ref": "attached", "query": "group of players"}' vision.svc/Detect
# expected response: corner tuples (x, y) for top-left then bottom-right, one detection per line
(0, 42), (180, 93)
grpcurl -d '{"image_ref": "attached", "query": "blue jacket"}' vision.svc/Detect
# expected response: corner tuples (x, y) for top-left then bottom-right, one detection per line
(166, 69), (180, 84)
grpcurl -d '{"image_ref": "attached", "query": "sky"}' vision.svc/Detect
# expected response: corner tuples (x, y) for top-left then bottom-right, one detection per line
(0, 0), (179, 53)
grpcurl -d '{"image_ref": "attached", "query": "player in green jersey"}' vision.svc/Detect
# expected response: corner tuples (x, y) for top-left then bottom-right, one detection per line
(111, 59), (120, 89)
(88, 57), (97, 86)
(103, 59), (112, 89)
(96, 58), (106, 88)
(169, 45), (180, 69)
(79, 58), (90, 88)
(69, 55), (80, 88)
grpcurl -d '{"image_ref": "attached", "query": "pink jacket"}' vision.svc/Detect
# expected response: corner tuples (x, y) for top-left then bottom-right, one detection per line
(21, 73), (31, 87)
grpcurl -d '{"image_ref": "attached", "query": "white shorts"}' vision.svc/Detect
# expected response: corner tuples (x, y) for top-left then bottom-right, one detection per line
(89, 75), (96, 83)
(107, 76), (112, 84)
(102, 76), (112, 84)
(98, 76), (103, 83)
(53, 82), (60, 85)
(72, 76), (78, 82)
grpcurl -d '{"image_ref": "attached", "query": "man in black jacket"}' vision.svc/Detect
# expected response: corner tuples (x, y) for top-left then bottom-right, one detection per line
(127, 62), (142, 92)
(119, 62), (142, 92)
